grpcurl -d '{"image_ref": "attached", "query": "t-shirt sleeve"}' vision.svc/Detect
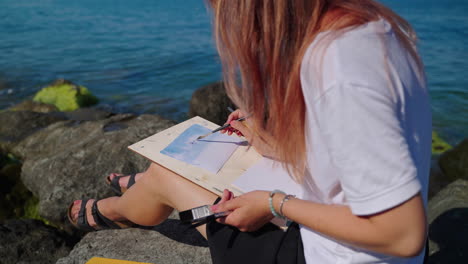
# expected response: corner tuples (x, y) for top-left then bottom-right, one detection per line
(313, 82), (421, 215)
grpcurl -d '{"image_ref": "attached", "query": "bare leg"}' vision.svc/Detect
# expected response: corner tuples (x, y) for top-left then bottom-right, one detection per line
(71, 162), (218, 238)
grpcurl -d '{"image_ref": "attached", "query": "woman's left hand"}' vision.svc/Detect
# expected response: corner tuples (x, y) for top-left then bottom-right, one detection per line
(211, 190), (274, 232)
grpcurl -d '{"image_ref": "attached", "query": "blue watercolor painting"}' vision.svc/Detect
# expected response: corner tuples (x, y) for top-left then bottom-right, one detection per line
(161, 124), (246, 173)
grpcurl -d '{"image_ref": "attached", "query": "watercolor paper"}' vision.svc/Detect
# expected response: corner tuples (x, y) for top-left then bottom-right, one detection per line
(161, 124), (246, 174)
(232, 157), (302, 196)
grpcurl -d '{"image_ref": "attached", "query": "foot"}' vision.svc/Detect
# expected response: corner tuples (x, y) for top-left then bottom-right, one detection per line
(107, 173), (142, 191)
(69, 197), (125, 230)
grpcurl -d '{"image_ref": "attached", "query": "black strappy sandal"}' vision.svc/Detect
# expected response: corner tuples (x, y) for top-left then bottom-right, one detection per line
(67, 199), (135, 231)
(105, 173), (137, 195)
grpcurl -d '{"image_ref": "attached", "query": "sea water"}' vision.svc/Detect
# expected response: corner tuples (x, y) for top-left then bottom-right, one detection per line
(0, 0), (466, 144)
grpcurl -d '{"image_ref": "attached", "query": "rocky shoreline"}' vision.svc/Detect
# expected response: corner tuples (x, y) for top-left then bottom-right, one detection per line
(0, 80), (467, 263)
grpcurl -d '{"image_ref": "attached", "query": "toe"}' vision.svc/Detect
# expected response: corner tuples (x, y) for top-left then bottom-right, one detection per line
(72, 200), (81, 221)
(109, 173), (123, 181)
(108, 173), (118, 181)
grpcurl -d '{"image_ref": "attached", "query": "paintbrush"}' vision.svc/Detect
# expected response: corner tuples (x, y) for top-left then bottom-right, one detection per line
(196, 116), (247, 141)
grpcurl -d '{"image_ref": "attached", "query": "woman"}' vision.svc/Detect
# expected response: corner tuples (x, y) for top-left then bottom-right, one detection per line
(68, 0), (431, 263)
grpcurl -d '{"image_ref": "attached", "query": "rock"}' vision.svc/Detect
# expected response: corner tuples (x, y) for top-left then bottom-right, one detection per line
(428, 162), (452, 200)
(0, 219), (78, 264)
(13, 114), (175, 227)
(0, 111), (66, 153)
(189, 82), (235, 126)
(9, 100), (59, 113)
(33, 79), (98, 112)
(56, 227), (211, 264)
(432, 131), (452, 155)
(439, 139), (468, 182)
(427, 179), (468, 263)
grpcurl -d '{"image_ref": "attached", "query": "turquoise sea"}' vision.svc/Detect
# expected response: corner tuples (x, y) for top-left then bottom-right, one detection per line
(0, 0), (467, 144)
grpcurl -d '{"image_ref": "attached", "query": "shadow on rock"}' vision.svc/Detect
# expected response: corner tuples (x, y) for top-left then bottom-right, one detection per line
(141, 219), (208, 247)
(0, 219), (80, 264)
(428, 207), (468, 264)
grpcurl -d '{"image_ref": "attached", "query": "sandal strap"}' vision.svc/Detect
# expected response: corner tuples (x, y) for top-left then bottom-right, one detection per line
(77, 199), (95, 232)
(127, 173), (136, 189)
(90, 200), (106, 230)
(92, 201), (122, 229)
(109, 175), (125, 195)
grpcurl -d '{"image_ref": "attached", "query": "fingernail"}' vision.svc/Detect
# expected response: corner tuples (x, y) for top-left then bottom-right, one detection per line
(211, 205), (218, 211)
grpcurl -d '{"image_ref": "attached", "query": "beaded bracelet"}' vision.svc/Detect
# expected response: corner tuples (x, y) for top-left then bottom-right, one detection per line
(268, 190), (286, 219)
(279, 194), (295, 218)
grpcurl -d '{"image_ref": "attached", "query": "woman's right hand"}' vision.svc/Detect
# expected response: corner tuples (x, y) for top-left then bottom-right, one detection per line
(221, 109), (245, 137)
(221, 109), (277, 159)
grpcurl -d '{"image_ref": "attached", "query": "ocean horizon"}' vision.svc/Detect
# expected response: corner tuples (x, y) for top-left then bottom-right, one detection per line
(0, 0), (466, 144)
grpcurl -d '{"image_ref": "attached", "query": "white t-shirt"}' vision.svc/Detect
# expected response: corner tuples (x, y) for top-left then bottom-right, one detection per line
(247, 19), (432, 263)
(297, 18), (432, 264)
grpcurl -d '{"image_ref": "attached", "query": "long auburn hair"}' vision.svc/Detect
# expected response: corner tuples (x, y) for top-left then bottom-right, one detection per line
(207, 0), (421, 182)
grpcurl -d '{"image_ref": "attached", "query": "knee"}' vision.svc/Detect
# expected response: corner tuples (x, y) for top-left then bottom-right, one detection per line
(144, 163), (164, 178)
(141, 162), (172, 185)
(146, 162), (163, 173)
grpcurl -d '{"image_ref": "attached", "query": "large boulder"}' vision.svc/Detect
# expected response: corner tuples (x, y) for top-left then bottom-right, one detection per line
(189, 82), (235, 126)
(33, 79), (98, 112)
(439, 138), (468, 182)
(56, 227), (211, 264)
(0, 219), (78, 264)
(12, 113), (175, 227)
(427, 179), (468, 263)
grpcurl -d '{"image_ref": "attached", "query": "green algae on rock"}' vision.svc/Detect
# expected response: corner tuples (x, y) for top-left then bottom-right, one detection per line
(432, 131), (452, 155)
(33, 79), (98, 111)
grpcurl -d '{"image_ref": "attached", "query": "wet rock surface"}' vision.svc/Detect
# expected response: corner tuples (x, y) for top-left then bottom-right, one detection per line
(0, 219), (78, 264)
